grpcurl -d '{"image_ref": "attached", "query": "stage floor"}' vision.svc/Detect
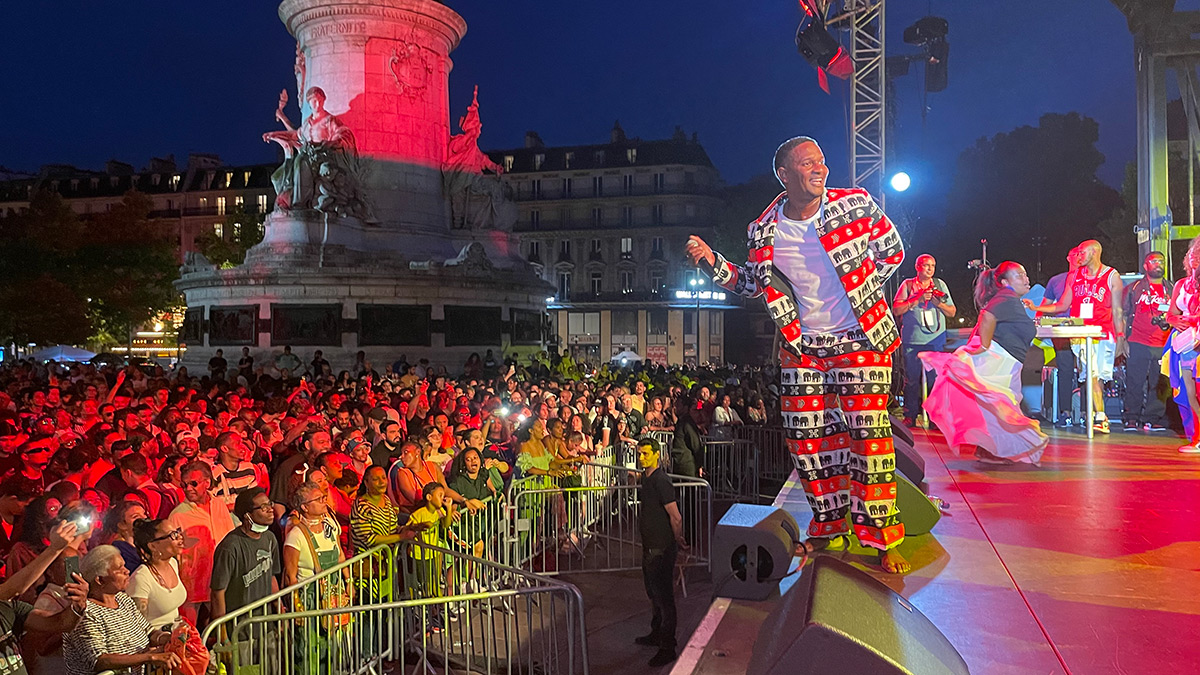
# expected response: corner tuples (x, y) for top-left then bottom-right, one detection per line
(675, 426), (1200, 675)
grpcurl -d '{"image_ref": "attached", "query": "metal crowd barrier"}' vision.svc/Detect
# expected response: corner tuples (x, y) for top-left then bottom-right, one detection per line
(731, 425), (792, 487)
(703, 438), (762, 503)
(507, 464), (712, 577)
(207, 540), (589, 675)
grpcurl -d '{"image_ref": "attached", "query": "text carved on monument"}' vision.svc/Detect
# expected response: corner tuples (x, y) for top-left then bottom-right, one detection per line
(309, 21), (367, 40)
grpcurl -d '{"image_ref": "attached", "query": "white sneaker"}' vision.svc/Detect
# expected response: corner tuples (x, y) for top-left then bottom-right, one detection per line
(1179, 444), (1200, 454)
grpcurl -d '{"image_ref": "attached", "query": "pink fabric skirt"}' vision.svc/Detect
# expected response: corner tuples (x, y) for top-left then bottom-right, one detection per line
(919, 339), (1048, 465)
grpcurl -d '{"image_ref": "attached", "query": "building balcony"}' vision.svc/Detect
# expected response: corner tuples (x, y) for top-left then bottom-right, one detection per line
(548, 288), (734, 307)
(512, 184), (718, 202)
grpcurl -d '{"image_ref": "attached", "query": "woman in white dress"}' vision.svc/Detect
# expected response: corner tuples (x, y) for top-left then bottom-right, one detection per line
(921, 262), (1048, 465)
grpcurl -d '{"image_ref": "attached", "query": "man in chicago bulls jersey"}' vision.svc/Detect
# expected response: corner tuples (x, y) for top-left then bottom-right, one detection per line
(685, 137), (909, 574)
(1028, 240), (1125, 434)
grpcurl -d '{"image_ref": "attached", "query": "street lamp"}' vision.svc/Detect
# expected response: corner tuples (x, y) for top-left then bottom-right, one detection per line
(690, 277), (704, 366)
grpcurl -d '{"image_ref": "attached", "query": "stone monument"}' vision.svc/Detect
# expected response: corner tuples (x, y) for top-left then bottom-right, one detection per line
(176, 0), (550, 370)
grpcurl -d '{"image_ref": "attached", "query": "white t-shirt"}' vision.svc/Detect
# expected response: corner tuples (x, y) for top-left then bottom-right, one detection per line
(284, 517), (342, 581)
(127, 558), (187, 629)
(772, 210), (859, 334)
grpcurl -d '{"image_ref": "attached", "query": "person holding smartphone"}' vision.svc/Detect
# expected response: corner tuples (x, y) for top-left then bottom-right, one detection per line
(0, 520), (91, 675)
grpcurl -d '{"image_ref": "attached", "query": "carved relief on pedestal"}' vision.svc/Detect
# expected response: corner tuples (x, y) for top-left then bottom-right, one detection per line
(388, 31), (434, 101)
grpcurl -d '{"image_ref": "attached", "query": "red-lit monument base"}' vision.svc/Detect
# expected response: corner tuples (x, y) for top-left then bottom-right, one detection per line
(681, 427), (1200, 674)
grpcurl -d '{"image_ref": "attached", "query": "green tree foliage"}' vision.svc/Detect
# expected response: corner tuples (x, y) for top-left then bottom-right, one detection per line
(916, 112), (1123, 311)
(193, 206), (266, 268)
(715, 173), (783, 261)
(0, 192), (90, 346)
(0, 189), (180, 351)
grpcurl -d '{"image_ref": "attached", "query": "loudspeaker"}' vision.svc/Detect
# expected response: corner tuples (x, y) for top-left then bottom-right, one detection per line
(748, 556), (969, 675)
(889, 415), (914, 447)
(893, 432), (926, 485)
(712, 505), (801, 601)
(897, 471), (940, 536)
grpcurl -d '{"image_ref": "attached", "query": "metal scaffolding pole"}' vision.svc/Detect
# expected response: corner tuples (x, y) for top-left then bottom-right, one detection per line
(848, 1), (886, 203)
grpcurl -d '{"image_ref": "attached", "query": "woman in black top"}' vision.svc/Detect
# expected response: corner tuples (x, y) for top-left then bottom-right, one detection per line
(921, 262), (1048, 466)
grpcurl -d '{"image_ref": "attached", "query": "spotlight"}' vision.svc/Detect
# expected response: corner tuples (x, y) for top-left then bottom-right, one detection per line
(795, 1), (853, 84)
(890, 172), (911, 192)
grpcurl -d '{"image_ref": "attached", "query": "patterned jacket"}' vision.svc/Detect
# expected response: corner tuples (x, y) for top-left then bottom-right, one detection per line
(707, 188), (905, 355)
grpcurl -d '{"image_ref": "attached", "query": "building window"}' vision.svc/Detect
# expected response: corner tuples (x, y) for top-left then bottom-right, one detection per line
(243, 171), (251, 185)
(257, 194), (269, 212)
(620, 237), (633, 259)
(530, 210), (541, 229)
(590, 271), (603, 295)
(590, 238), (602, 255)
(562, 177), (572, 198)
(685, 171), (696, 186)
(565, 152), (575, 169)
(710, 313), (722, 336)
(170, 175), (181, 190)
(648, 310), (669, 342)
(622, 206), (633, 227)
(592, 207), (602, 227)
(653, 204), (664, 224)
(560, 208), (570, 226)
(199, 197), (209, 210)
(534, 154), (545, 170)
(568, 311), (600, 336)
(558, 271), (572, 300)
(70, 179), (79, 191)
(216, 197), (227, 215)
(233, 222), (242, 238)
(594, 150), (605, 165)
(214, 223), (224, 239)
(559, 239), (571, 260)
(151, 174), (161, 186)
(531, 179), (543, 199)
(528, 241), (541, 261)
(650, 271), (664, 292)
(109, 176), (119, 187)
(504, 155), (514, 172)
(592, 176), (603, 197)
(623, 175), (634, 196)
(652, 236), (664, 255)
(620, 270), (634, 293)
(654, 173), (665, 193)
(234, 195), (244, 208)
(626, 148), (638, 163)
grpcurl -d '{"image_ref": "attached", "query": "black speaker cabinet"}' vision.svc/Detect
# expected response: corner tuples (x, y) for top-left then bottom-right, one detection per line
(893, 432), (926, 485)
(712, 504), (801, 601)
(889, 414), (915, 447)
(748, 556), (970, 675)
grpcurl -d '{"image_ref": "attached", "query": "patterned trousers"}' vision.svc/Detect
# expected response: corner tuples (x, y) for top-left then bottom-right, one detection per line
(780, 328), (904, 551)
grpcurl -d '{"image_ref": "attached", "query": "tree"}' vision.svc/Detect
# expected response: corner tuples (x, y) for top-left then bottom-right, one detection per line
(1095, 162), (1139, 275)
(0, 191), (90, 350)
(918, 112), (1124, 313)
(75, 191), (181, 345)
(193, 206), (266, 268)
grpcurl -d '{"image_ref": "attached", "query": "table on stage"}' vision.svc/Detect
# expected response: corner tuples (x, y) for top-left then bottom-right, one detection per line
(1036, 323), (1103, 439)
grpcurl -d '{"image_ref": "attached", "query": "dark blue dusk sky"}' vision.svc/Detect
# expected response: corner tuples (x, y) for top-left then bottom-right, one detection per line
(3, 1), (1137, 196)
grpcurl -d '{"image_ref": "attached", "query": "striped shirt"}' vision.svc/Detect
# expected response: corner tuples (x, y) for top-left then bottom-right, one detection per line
(64, 592), (151, 675)
(212, 461), (269, 510)
(350, 496), (400, 554)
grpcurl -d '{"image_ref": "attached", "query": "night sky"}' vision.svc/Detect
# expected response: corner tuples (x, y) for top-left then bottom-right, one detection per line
(4, 1), (1136, 198)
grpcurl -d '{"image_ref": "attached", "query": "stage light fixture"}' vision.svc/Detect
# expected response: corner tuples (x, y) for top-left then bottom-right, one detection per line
(890, 172), (911, 192)
(795, 1), (853, 87)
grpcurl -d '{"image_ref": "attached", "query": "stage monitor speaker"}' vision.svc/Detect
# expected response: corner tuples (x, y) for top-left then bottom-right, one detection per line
(712, 504), (800, 601)
(897, 471), (940, 536)
(893, 433), (926, 485)
(748, 556), (969, 675)
(889, 415), (915, 447)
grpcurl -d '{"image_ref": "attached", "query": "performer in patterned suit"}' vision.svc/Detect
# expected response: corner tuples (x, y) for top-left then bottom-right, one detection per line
(685, 137), (910, 573)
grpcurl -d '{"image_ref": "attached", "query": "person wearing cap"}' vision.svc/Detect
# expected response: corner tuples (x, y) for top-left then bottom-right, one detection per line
(173, 429), (202, 462)
(634, 437), (688, 667)
(365, 406), (388, 445)
(344, 436), (372, 479)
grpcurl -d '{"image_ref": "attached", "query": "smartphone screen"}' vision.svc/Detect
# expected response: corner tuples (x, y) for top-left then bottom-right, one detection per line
(64, 556), (80, 580)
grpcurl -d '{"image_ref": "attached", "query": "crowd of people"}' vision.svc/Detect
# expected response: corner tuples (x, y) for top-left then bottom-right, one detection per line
(0, 348), (780, 673)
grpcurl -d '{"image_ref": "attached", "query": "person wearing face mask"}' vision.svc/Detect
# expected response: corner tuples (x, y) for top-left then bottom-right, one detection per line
(1121, 251), (1173, 432)
(210, 488), (280, 621)
(923, 262), (1048, 465)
